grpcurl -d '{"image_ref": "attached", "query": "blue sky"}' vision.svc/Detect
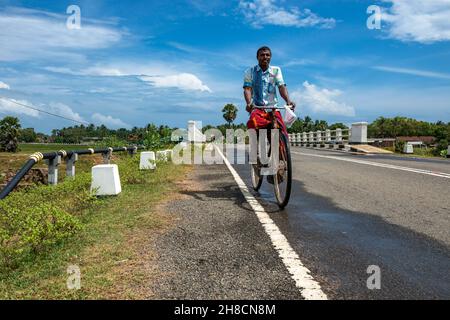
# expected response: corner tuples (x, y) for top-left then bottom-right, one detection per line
(0, 0), (449, 133)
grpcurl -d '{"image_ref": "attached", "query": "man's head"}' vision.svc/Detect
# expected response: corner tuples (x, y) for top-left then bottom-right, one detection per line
(257, 46), (271, 71)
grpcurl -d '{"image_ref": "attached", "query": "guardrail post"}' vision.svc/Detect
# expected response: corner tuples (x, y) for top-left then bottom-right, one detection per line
(316, 130), (322, 147)
(65, 153), (78, 178)
(325, 129), (331, 143)
(103, 148), (113, 164)
(447, 145), (450, 158)
(45, 155), (61, 185)
(128, 146), (138, 156)
(308, 132), (314, 147)
(302, 132), (307, 146)
(296, 133), (301, 147)
(336, 128), (343, 144)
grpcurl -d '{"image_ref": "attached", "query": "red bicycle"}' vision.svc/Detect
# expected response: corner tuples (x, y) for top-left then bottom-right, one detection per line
(250, 105), (292, 209)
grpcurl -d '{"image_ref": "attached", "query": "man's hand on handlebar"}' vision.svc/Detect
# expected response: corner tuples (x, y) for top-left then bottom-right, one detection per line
(287, 101), (296, 111)
(246, 103), (255, 113)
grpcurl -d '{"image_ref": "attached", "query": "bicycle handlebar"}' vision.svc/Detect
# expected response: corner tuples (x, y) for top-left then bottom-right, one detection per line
(253, 105), (292, 110)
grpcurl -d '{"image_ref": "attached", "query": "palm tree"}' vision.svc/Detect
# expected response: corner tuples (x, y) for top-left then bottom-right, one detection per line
(222, 104), (238, 127)
(0, 116), (21, 152)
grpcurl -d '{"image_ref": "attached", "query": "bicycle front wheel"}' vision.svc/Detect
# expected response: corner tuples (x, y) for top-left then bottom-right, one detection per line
(273, 133), (292, 208)
(251, 163), (263, 191)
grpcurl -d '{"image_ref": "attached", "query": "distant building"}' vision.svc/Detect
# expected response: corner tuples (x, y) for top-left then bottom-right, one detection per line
(370, 138), (396, 148)
(396, 136), (436, 145)
(80, 137), (103, 144)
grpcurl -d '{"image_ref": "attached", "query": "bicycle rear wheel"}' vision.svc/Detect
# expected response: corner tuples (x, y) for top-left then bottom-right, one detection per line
(273, 133), (292, 208)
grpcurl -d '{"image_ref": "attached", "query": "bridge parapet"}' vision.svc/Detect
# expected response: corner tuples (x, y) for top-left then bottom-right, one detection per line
(289, 122), (369, 148)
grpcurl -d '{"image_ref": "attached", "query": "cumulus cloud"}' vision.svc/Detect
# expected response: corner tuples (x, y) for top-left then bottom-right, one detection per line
(92, 113), (130, 128)
(139, 73), (212, 92)
(46, 102), (86, 123)
(293, 81), (355, 117)
(382, 0), (450, 43)
(0, 81), (10, 90)
(0, 7), (123, 62)
(0, 97), (40, 117)
(239, 0), (336, 29)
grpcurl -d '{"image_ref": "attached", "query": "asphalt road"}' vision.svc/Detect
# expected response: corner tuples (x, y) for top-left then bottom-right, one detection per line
(231, 147), (450, 299)
(152, 146), (449, 300)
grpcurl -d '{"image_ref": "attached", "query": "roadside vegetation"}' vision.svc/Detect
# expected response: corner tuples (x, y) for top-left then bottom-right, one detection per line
(0, 152), (189, 299)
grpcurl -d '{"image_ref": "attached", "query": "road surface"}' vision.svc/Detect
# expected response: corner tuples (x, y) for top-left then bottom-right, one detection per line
(152, 146), (450, 300)
(232, 147), (450, 299)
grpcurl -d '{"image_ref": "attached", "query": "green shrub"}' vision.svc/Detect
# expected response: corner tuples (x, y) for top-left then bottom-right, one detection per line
(0, 173), (96, 268)
(395, 140), (405, 153)
(0, 153), (173, 269)
(433, 139), (449, 156)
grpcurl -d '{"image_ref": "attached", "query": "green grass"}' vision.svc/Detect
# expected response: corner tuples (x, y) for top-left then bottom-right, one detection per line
(0, 155), (189, 299)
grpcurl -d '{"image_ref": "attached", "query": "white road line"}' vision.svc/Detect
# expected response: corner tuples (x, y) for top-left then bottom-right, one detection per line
(215, 146), (327, 300)
(292, 151), (450, 179)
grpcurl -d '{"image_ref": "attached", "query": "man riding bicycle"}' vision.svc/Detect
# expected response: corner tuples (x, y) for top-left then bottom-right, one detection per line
(243, 46), (295, 186)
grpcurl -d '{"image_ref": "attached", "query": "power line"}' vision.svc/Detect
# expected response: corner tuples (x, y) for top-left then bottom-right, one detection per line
(0, 96), (91, 125)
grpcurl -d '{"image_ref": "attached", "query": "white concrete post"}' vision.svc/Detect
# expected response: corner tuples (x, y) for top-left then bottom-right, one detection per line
(296, 133), (301, 146)
(325, 129), (331, 143)
(350, 122), (368, 144)
(65, 153), (78, 178)
(91, 164), (121, 196)
(308, 132), (314, 145)
(140, 151), (156, 170)
(316, 130), (322, 144)
(45, 155), (61, 185)
(302, 132), (307, 145)
(447, 145), (450, 158)
(102, 148), (113, 164)
(336, 128), (343, 144)
(403, 143), (414, 154)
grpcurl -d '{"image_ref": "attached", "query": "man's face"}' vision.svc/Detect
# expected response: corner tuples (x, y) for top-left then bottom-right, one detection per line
(257, 49), (271, 70)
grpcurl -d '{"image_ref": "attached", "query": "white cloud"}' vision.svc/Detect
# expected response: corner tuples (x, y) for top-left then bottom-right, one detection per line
(139, 73), (212, 92)
(0, 7), (123, 62)
(92, 113), (130, 128)
(0, 81), (10, 90)
(293, 81), (355, 117)
(382, 0), (450, 43)
(45, 64), (212, 92)
(47, 102), (86, 123)
(239, 0), (335, 29)
(0, 97), (40, 117)
(373, 66), (450, 80)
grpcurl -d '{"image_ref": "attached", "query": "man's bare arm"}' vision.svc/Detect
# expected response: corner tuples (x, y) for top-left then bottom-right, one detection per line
(244, 87), (253, 112)
(279, 85), (295, 108)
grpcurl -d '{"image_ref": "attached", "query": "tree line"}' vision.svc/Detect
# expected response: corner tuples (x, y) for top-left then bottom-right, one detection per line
(1, 111), (449, 155)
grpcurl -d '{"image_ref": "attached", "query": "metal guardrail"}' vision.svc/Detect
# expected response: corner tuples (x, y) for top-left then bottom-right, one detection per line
(0, 146), (143, 200)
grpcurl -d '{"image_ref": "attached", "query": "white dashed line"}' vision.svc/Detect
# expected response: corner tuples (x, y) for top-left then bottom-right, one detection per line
(215, 146), (327, 300)
(292, 151), (450, 179)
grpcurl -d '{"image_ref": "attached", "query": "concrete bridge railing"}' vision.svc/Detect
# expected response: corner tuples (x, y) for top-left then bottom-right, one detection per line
(288, 122), (368, 148)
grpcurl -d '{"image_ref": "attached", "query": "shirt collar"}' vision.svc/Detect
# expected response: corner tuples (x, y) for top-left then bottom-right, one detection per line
(256, 65), (271, 73)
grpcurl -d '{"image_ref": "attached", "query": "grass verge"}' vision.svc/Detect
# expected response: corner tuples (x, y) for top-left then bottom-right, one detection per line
(0, 155), (190, 299)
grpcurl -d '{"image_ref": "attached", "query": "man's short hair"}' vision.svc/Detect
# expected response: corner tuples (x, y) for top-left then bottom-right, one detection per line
(256, 46), (271, 57)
